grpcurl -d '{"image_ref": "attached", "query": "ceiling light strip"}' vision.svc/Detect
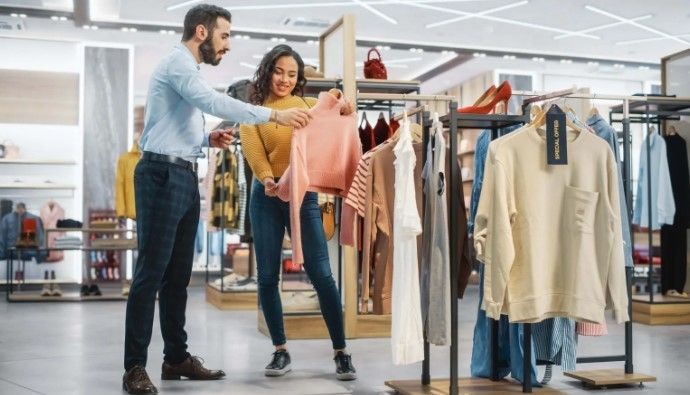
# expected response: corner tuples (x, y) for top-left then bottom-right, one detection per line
(166, 0), (203, 11)
(553, 14), (652, 40)
(426, 0), (528, 29)
(586, 5), (690, 45)
(404, 1), (599, 39)
(353, 0), (398, 24)
(616, 34), (690, 45)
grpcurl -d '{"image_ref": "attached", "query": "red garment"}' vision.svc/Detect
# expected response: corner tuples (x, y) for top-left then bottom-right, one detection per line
(276, 91), (361, 264)
(372, 116), (389, 148)
(359, 118), (374, 153)
(389, 118), (400, 137)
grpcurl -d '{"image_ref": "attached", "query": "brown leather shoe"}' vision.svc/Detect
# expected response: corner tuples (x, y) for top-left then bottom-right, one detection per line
(122, 366), (158, 394)
(161, 356), (226, 380)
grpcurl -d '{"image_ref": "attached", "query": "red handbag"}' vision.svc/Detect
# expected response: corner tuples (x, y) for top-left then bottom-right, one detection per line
(363, 48), (388, 80)
(283, 258), (302, 274)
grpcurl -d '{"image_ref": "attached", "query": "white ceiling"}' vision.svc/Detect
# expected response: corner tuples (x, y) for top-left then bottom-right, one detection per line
(0, 0), (679, 97)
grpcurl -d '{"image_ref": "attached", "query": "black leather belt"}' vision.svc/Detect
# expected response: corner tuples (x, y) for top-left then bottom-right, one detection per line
(142, 151), (198, 172)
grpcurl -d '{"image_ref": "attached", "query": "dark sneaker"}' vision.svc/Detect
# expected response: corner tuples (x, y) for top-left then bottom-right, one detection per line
(265, 350), (291, 377)
(334, 351), (357, 381)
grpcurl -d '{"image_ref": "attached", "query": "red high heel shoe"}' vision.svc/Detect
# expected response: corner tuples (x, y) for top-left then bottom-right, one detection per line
(458, 81), (512, 115)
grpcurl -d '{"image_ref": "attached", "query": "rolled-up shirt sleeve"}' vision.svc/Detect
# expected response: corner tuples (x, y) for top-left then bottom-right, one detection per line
(166, 60), (271, 125)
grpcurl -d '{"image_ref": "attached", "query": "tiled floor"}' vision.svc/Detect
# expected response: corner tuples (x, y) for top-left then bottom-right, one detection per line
(0, 285), (685, 394)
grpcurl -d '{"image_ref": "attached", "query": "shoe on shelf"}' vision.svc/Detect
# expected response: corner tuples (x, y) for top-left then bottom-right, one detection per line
(123, 365), (158, 394)
(161, 356), (225, 380)
(333, 351), (357, 381)
(80, 284), (90, 296)
(51, 284), (63, 297)
(265, 350), (291, 377)
(458, 80), (512, 115)
(89, 284), (102, 296)
(666, 290), (689, 299)
(122, 284), (130, 296)
(41, 284), (52, 297)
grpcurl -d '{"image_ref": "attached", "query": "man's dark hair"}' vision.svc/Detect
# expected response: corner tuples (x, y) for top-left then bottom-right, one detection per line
(16, 202), (26, 210)
(182, 4), (232, 41)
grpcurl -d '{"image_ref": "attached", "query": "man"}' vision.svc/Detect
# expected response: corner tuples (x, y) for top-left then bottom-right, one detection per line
(0, 203), (44, 260)
(123, 4), (311, 394)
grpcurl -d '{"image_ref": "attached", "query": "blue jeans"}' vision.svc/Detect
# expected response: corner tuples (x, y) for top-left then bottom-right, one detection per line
(249, 179), (346, 349)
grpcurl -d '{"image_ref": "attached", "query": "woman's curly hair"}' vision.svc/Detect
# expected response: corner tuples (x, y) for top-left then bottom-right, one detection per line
(250, 44), (307, 105)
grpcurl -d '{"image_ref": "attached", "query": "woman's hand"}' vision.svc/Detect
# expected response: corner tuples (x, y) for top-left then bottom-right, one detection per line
(340, 99), (356, 116)
(263, 177), (278, 197)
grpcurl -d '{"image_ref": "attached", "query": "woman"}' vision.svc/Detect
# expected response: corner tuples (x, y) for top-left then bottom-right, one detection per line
(239, 45), (357, 381)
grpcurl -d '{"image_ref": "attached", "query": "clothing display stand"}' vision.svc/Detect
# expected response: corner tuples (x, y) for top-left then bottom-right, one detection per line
(609, 96), (690, 325)
(386, 101), (534, 395)
(348, 85), (456, 340)
(5, 226), (135, 302)
(205, 142), (258, 310)
(513, 91), (655, 391)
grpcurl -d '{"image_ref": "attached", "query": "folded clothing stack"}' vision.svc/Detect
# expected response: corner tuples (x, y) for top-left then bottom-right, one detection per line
(90, 238), (137, 249)
(54, 235), (83, 249)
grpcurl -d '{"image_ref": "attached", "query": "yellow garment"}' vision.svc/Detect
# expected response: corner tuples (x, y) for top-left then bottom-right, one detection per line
(115, 143), (140, 219)
(239, 95), (317, 181)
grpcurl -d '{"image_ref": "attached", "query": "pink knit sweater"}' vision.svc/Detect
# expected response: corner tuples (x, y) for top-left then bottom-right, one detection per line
(276, 91), (361, 264)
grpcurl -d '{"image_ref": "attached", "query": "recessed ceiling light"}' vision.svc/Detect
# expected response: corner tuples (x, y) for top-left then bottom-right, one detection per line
(121, 27), (129, 32)
(613, 63), (625, 68)
(59, 16), (67, 21)
(10, 13), (18, 17)
(560, 59), (572, 64)
(19, 14), (26, 18)
(532, 57), (545, 62)
(51, 16), (59, 21)
(473, 52), (486, 57)
(270, 37), (278, 42)
(638, 65), (650, 70)
(503, 55), (516, 60)
(91, 25), (98, 30)
(306, 40), (316, 45)
(442, 50), (457, 55)
(587, 61), (599, 66)
(83, 25), (90, 29)
(409, 48), (417, 52)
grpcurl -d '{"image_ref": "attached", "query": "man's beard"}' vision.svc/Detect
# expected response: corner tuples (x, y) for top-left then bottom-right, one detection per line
(199, 36), (221, 66)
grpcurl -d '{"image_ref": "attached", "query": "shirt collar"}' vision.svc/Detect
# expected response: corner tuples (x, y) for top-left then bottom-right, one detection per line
(175, 42), (200, 70)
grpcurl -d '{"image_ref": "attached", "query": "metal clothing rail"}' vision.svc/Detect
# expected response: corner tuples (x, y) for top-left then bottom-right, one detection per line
(357, 93), (455, 101)
(517, 91), (635, 391)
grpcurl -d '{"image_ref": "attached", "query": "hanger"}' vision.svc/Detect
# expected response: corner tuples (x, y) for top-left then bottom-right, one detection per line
(530, 103), (585, 136)
(588, 106), (599, 118)
(359, 112), (369, 129)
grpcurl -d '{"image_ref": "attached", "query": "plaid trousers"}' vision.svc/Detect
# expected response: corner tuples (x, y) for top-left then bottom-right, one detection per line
(124, 158), (200, 371)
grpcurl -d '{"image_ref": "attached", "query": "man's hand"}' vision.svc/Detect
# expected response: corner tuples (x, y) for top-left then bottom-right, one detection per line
(275, 108), (311, 128)
(209, 129), (236, 149)
(263, 177), (278, 197)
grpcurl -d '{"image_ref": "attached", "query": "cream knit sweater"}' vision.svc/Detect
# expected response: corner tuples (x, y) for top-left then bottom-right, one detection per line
(474, 125), (629, 325)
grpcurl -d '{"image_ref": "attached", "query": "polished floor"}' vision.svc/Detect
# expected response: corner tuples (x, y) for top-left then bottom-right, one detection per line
(0, 285), (686, 395)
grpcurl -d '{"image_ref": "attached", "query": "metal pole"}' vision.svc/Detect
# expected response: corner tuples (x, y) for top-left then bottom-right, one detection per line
(625, 267), (634, 373)
(449, 101), (459, 395)
(523, 323), (533, 393)
(645, 103), (653, 302)
(623, 99), (634, 375)
(421, 111), (431, 387)
(491, 319), (499, 380)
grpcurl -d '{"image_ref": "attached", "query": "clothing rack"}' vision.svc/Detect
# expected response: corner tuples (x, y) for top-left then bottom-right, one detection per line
(385, 103), (529, 395)
(392, 105), (427, 121)
(514, 90), (660, 390)
(608, 96), (690, 306)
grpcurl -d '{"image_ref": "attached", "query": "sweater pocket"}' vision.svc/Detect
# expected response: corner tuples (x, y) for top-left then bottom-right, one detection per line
(565, 185), (599, 234)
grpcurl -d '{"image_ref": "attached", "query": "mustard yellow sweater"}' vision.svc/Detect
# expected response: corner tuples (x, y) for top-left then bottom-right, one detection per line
(239, 95), (317, 181)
